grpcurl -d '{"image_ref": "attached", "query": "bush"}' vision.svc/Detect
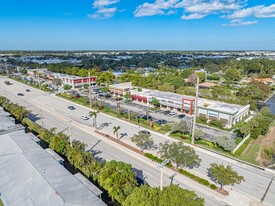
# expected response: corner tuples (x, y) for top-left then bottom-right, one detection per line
(196, 140), (214, 147)
(179, 169), (210, 186)
(235, 137), (243, 145)
(209, 119), (223, 128)
(234, 138), (252, 156)
(210, 184), (218, 190)
(144, 153), (173, 168)
(153, 124), (161, 131)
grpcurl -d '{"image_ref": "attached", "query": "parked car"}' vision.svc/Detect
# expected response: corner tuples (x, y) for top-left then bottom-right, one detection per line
(178, 114), (186, 119)
(169, 111), (177, 115)
(163, 110), (171, 115)
(142, 115), (152, 120)
(138, 130), (151, 135)
(26, 89), (31, 92)
(17, 93), (24, 96)
(155, 119), (167, 125)
(68, 106), (76, 110)
(81, 115), (89, 120)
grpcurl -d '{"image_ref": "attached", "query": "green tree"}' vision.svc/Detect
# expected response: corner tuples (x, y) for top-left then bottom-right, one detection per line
(122, 184), (160, 206)
(151, 98), (160, 108)
(113, 126), (121, 140)
(160, 184), (204, 206)
(123, 184), (204, 206)
(171, 120), (189, 134)
(194, 129), (204, 140)
(158, 83), (175, 93)
(159, 142), (201, 169)
(130, 133), (154, 152)
(83, 84), (89, 89)
(196, 72), (206, 83)
(89, 111), (99, 128)
(212, 136), (235, 151)
(224, 68), (242, 84)
(96, 160), (137, 203)
(63, 84), (72, 90)
(72, 140), (87, 152)
(208, 163), (245, 191)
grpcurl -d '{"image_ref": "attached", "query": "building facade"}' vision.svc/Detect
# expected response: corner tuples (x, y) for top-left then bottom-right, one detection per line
(109, 83), (250, 128)
(62, 76), (97, 89)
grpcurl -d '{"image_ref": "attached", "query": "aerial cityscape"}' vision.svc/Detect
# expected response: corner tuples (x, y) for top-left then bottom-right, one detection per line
(0, 1), (275, 206)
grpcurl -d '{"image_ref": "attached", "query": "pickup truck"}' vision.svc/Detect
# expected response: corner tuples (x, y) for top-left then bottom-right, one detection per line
(4, 81), (11, 85)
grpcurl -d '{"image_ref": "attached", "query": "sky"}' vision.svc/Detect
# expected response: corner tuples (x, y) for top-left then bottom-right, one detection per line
(0, 0), (275, 50)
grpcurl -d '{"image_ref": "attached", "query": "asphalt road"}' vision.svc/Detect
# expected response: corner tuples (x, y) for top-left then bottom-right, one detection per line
(1, 77), (274, 206)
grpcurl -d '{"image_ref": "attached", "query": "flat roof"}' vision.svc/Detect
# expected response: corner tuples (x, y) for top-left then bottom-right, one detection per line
(130, 88), (248, 114)
(109, 82), (132, 90)
(74, 173), (103, 197)
(0, 117), (106, 206)
(45, 148), (64, 163)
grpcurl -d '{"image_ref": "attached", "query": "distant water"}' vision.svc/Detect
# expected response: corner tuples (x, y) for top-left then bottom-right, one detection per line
(265, 94), (275, 114)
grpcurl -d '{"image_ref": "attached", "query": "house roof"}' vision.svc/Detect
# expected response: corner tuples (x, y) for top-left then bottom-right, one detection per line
(199, 82), (218, 88)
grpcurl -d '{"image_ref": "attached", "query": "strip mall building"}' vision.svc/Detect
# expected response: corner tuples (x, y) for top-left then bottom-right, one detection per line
(109, 82), (250, 127)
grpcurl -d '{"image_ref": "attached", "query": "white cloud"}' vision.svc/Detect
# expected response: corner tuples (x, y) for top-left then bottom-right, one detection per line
(181, 13), (206, 19)
(134, 0), (246, 18)
(222, 18), (257, 26)
(183, 1), (242, 14)
(227, 4), (275, 19)
(93, 0), (119, 7)
(88, 0), (120, 19)
(134, 0), (179, 17)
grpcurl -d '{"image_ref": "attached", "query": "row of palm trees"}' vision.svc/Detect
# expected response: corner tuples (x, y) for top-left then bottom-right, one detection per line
(89, 110), (121, 140)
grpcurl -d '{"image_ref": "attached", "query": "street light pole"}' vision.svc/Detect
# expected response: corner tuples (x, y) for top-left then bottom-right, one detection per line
(191, 76), (199, 145)
(5, 59), (9, 78)
(157, 159), (170, 190)
(40, 109), (44, 130)
(68, 120), (73, 147)
(88, 72), (92, 109)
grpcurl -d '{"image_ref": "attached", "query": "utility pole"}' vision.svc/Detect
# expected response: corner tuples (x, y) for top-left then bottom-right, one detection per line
(157, 159), (170, 190)
(5, 59), (9, 78)
(40, 109), (44, 130)
(37, 68), (41, 90)
(128, 110), (131, 122)
(191, 76), (199, 145)
(146, 108), (149, 124)
(68, 120), (73, 147)
(88, 72), (92, 109)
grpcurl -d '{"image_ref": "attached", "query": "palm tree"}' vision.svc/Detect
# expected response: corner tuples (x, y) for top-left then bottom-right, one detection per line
(113, 126), (121, 140)
(89, 111), (99, 128)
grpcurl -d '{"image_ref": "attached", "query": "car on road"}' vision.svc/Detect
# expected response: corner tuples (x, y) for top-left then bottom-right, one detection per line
(178, 114), (186, 119)
(17, 93), (24, 96)
(155, 119), (167, 125)
(68, 106), (76, 110)
(26, 89), (31, 92)
(81, 115), (89, 120)
(138, 130), (151, 136)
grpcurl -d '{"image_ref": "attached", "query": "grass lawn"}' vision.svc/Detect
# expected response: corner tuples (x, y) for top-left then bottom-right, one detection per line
(0, 199), (4, 206)
(238, 137), (263, 165)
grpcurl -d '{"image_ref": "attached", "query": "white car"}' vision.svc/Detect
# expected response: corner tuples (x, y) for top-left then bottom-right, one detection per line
(81, 115), (89, 120)
(169, 111), (177, 115)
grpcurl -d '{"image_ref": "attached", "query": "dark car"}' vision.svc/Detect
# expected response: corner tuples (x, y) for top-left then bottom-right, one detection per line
(163, 110), (171, 115)
(178, 114), (186, 119)
(105, 94), (112, 99)
(26, 89), (31, 92)
(17, 93), (24, 96)
(138, 130), (151, 135)
(156, 119), (167, 125)
(139, 115), (152, 120)
(68, 106), (76, 110)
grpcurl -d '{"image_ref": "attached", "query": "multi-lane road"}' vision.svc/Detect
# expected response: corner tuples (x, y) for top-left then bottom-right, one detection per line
(1, 76), (274, 206)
